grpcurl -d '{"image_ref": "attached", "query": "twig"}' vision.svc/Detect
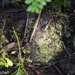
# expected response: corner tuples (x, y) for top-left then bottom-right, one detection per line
(24, 13), (29, 38)
(29, 12), (41, 43)
(63, 43), (71, 56)
(43, 61), (59, 68)
(45, 19), (52, 30)
(53, 65), (63, 75)
(21, 13), (29, 45)
(2, 9), (26, 13)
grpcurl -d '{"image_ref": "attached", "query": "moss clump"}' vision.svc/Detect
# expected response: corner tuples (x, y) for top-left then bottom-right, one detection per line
(31, 23), (63, 63)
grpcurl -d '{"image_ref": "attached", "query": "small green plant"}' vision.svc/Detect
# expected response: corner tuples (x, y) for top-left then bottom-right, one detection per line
(0, 51), (13, 67)
(25, 0), (52, 13)
(13, 66), (28, 75)
(12, 0), (52, 13)
(0, 20), (32, 74)
(13, 28), (31, 75)
(12, 0), (70, 13)
(0, 19), (13, 68)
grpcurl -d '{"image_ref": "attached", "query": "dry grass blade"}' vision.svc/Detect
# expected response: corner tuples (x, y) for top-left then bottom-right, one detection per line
(29, 12), (41, 43)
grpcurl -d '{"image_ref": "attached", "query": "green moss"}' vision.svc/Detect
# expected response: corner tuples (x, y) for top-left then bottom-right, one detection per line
(31, 23), (63, 63)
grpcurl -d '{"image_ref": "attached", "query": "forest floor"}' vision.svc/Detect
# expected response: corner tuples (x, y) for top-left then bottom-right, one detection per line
(0, 1), (75, 75)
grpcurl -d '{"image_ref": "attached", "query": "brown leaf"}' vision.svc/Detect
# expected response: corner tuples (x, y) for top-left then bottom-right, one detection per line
(35, 71), (40, 75)
(3, 42), (17, 52)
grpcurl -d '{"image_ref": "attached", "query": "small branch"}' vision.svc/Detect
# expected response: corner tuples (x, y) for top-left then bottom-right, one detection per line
(24, 13), (29, 38)
(45, 19), (52, 30)
(53, 65), (63, 75)
(3, 9), (26, 13)
(63, 43), (71, 57)
(29, 12), (41, 43)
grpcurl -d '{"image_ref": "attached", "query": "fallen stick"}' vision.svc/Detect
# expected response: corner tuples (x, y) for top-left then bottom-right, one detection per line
(29, 12), (41, 43)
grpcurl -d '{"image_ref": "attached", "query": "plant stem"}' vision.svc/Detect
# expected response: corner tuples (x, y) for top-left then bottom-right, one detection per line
(13, 29), (23, 66)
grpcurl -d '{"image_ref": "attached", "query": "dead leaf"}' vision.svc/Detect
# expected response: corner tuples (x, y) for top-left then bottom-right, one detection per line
(35, 71), (40, 75)
(3, 42), (17, 52)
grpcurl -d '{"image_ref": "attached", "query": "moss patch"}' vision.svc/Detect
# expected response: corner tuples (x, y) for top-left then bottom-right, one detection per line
(31, 23), (63, 63)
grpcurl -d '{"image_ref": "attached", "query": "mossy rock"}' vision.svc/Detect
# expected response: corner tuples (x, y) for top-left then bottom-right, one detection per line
(31, 23), (63, 63)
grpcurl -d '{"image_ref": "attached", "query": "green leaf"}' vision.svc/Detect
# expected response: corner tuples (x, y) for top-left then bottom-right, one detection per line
(27, 5), (33, 12)
(25, 59), (33, 63)
(11, 51), (16, 54)
(40, 0), (46, 6)
(37, 4), (43, 9)
(0, 60), (5, 66)
(18, 69), (24, 75)
(23, 50), (27, 54)
(5, 62), (9, 67)
(37, 0), (41, 1)
(35, 8), (40, 14)
(25, 0), (33, 4)
(6, 58), (13, 67)
(46, 0), (52, 2)
(15, 68), (28, 75)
